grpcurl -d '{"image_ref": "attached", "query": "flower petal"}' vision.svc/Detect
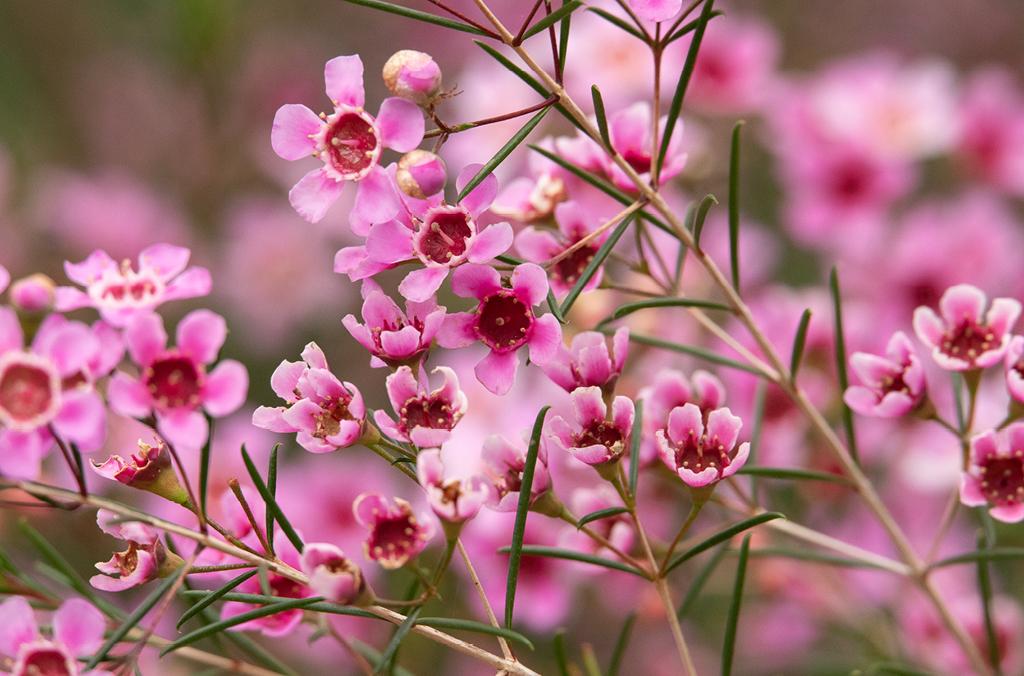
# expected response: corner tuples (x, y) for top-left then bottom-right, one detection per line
(377, 97), (425, 152)
(324, 55), (365, 107)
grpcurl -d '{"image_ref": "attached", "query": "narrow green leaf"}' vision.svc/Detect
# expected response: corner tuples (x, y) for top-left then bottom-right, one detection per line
(69, 441), (87, 494)
(163, 597), (324, 655)
(350, 639), (416, 676)
(727, 121), (743, 292)
(591, 85), (611, 147)
(737, 466), (852, 486)
(266, 444), (279, 553)
(689, 194), (718, 250)
(628, 398), (643, 496)
(181, 590), (379, 618)
(522, 0), (582, 40)
(577, 506), (630, 529)
(416, 617), (534, 650)
(830, 267), (859, 464)
(547, 289), (566, 324)
(498, 545), (648, 578)
(505, 406), (551, 627)
(951, 372), (966, 432)
(624, 331), (765, 376)
(557, 0), (571, 74)
(664, 10), (725, 44)
(789, 309), (813, 380)
(977, 517), (1002, 675)
(678, 545), (728, 618)
(931, 547), (1024, 568)
(746, 547), (889, 570)
(458, 107), (551, 202)
(342, 0), (491, 36)
(176, 570), (258, 629)
(665, 512), (784, 574)
(560, 214), (636, 316)
(747, 381), (766, 503)
(721, 535), (751, 676)
(376, 606), (423, 674)
(241, 444), (303, 553)
(198, 414), (214, 521)
(607, 613), (636, 676)
(553, 629), (571, 676)
(607, 297), (732, 323)
(586, 7), (646, 41)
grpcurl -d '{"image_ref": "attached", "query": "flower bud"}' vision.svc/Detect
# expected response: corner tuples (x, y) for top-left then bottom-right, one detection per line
(10, 274), (55, 312)
(383, 50), (442, 105)
(91, 440), (191, 506)
(300, 543), (367, 605)
(396, 150), (447, 199)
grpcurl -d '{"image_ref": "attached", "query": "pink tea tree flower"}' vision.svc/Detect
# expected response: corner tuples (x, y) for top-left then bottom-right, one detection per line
(627, 0), (682, 23)
(109, 310), (248, 449)
(56, 244), (211, 327)
(437, 263), (562, 395)
(540, 327), (629, 394)
(515, 201), (610, 298)
(341, 281), (445, 368)
(417, 448), (490, 525)
(844, 331), (926, 418)
(91, 439), (190, 505)
(492, 139), (569, 223)
(656, 403), (750, 492)
(548, 386), (634, 469)
(1005, 336), (1024, 405)
(685, 15), (780, 114)
(374, 365), (467, 447)
(913, 284), (1020, 371)
(383, 50), (443, 106)
(0, 597), (110, 676)
(638, 368), (726, 464)
(363, 165), (513, 302)
(605, 102), (687, 190)
(481, 434), (552, 511)
(300, 543), (366, 605)
(0, 312), (116, 479)
(222, 533), (311, 636)
(271, 54), (424, 224)
(252, 342), (367, 453)
(91, 509), (182, 592)
(961, 426), (1024, 523)
(354, 492), (435, 569)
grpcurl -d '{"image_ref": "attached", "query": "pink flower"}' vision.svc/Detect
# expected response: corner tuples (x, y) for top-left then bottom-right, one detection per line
(341, 281), (445, 368)
(639, 368), (726, 464)
(515, 201), (610, 298)
(0, 312), (115, 479)
(627, 0), (682, 23)
(0, 597), (110, 676)
(9, 274), (56, 313)
(656, 403), (749, 488)
(437, 263), (562, 395)
(605, 102), (687, 190)
(91, 439), (189, 504)
(108, 310), (248, 449)
(383, 50), (443, 106)
(548, 387), (634, 467)
(492, 140), (568, 223)
(685, 15), (780, 114)
(481, 434), (551, 511)
(960, 426), (1024, 523)
(374, 366), (467, 447)
(957, 69), (1024, 196)
(1005, 336), (1024, 403)
(417, 448), (490, 523)
(91, 509), (180, 592)
(252, 342), (367, 454)
(354, 493), (434, 569)
(540, 327), (629, 394)
(913, 284), (1020, 371)
(271, 54), (424, 224)
(844, 331), (926, 418)
(362, 164), (513, 302)
(222, 533), (311, 636)
(300, 543), (365, 604)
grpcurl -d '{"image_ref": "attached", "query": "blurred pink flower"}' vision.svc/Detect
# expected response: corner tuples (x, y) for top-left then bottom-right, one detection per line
(685, 15), (780, 114)
(541, 327), (629, 395)
(656, 403), (749, 488)
(548, 386), (634, 467)
(375, 366), (467, 447)
(913, 284), (1020, 371)
(957, 68), (1024, 196)
(9, 274), (56, 313)
(844, 331), (926, 418)
(354, 493), (435, 569)
(627, 0), (681, 23)
(1006, 336), (1024, 404)
(481, 433), (551, 511)
(0, 597), (110, 676)
(342, 280), (446, 368)
(301, 543), (365, 605)
(516, 201), (610, 298)
(961, 426), (1024, 523)
(222, 533), (311, 636)
(417, 448), (490, 524)
(605, 102), (687, 191)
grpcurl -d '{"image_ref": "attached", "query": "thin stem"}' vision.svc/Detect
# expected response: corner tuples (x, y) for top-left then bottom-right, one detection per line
(555, 509), (649, 573)
(424, 95), (559, 138)
(457, 539), (516, 661)
(544, 200), (646, 267)
(650, 23), (663, 187)
(924, 490), (961, 565)
(660, 501), (703, 573)
(161, 436), (207, 534)
(613, 0), (652, 42)
(188, 562), (256, 574)
(423, 0), (501, 38)
(513, 0), (545, 44)
(228, 479), (272, 554)
(48, 426), (86, 498)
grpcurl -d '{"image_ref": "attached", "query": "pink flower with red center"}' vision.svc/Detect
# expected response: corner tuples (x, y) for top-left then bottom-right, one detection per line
(252, 342), (367, 454)
(341, 280), (446, 368)
(913, 284), (1020, 371)
(90, 439), (189, 504)
(685, 15), (780, 115)
(515, 201), (610, 298)
(417, 448), (490, 524)
(0, 597), (110, 676)
(639, 368), (726, 463)
(55, 244), (211, 327)
(108, 310), (248, 449)
(656, 403), (749, 489)
(300, 543), (365, 605)
(481, 434), (552, 511)
(437, 263), (562, 395)
(271, 54), (424, 224)
(605, 102), (687, 190)
(844, 331), (926, 418)
(957, 69), (1024, 196)
(627, 0), (681, 22)
(362, 165), (514, 302)
(374, 366), (467, 447)
(1006, 336), (1024, 404)
(222, 533), (311, 636)
(0, 312), (117, 480)
(961, 426), (1024, 523)
(354, 493), (435, 569)
(548, 387), (634, 467)
(91, 509), (181, 592)
(540, 327), (629, 394)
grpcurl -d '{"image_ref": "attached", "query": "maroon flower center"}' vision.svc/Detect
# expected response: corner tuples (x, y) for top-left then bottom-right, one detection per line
(400, 395), (455, 434)
(671, 431), (732, 476)
(829, 159), (871, 203)
(324, 111), (379, 177)
(314, 394), (354, 439)
(114, 542), (143, 577)
(476, 291), (533, 352)
(940, 320), (997, 365)
(417, 207), (474, 265)
(368, 509), (423, 562)
(98, 275), (160, 305)
(495, 461), (525, 500)
(878, 369), (912, 396)
(145, 355), (203, 409)
(17, 646), (74, 676)
(0, 361), (57, 424)
(980, 456), (1024, 506)
(576, 421), (624, 452)
(554, 243), (597, 288)
(622, 148), (652, 175)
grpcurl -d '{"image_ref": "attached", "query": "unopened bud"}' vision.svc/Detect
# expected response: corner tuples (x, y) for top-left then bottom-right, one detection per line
(397, 150), (447, 199)
(91, 440), (191, 506)
(383, 50), (443, 106)
(10, 274), (55, 312)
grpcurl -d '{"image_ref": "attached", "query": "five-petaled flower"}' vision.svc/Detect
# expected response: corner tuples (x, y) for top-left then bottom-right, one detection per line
(417, 448), (490, 524)
(516, 201), (610, 298)
(481, 434), (552, 511)
(961, 425), (1024, 523)
(540, 327), (629, 395)
(91, 509), (181, 592)
(0, 597), (111, 676)
(341, 280), (445, 368)
(354, 492), (435, 569)
(375, 365), (467, 447)
(548, 386), (634, 468)
(271, 55), (424, 224)
(656, 403), (749, 489)
(913, 283), (1020, 371)
(300, 543), (366, 605)
(844, 331), (926, 417)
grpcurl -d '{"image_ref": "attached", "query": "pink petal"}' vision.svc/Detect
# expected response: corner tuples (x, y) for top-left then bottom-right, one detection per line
(64, 250), (116, 286)
(177, 310), (227, 365)
(138, 243), (191, 279)
(352, 165), (401, 229)
(324, 55), (365, 107)
(377, 97), (425, 152)
(939, 284), (986, 325)
(301, 342), (329, 370)
(987, 297), (1022, 337)
(157, 409), (209, 450)
(0, 307), (22, 353)
(721, 442), (751, 478)
(385, 366), (420, 412)
(353, 492), (389, 527)
(0, 596), (38, 656)
(576, 344), (612, 385)
(571, 387), (607, 427)
(527, 314), (562, 365)
(53, 391), (105, 447)
(849, 352), (895, 388)
(289, 168), (345, 224)
(399, 266), (449, 303)
(467, 222), (513, 263)
(843, 386), (882, 416)
(252, 406), (294, 433)
(570, 444), (615, 465)
(612, 327), (630, 372)
(667, 403), (704, 444)
(959, 473), (988, 507)
(270, 360), (306, 401)
(410, 427), (452, 447)
(203, 360), (249, 416)
(970, 430), (1001, 464)
(366, 220), (414, 264)
(271, 104), (322, 160)
(990, 503), (1024, 523)
(515, 227), (561, 263)
(0, 430), (48, 481)
(164, 267), (212, 301)
(125, 312), (167, 366)
(54, 598), (105, 656)
(511, 263), (549, 307)
(610, 102), (651, 153)
(0, 265), (7, 295)
(107, 373), (152, 418)
(475, 350), (519, 395)
(451, 263), (502, 300)
(912, 307), (946, 348)
(457, 165), (499, 217)
(628, 0), (683, 23)
(706, 407), (742, 450)
(611, 396), (634, 432)
(437, 312), (478, 349)
(417, 448), (445, 486)
(41, 322), (100, 377)
(54, 287), (91, 312)
(381, 326), (422, 358)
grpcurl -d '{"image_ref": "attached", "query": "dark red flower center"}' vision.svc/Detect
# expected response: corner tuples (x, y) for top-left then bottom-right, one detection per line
(829, 158), (872, 202)
(670, 431), (732, 476)
(495, 461), (525, 501)
(980, 456), (1024, 506)
(17, 646), (74, 676)
(324, 111), (379, 177)
(368, 508), (423, 564)
(941, 319), (997, 365)
(554, 243), (597, 288)
(416, 207), (473, 265)
(0, 360), (57, 424)
(622, 148), (652, 175)
(476, 291), (533, 352)
(98, 274), (160, 305)
(576, 420), (624, 453)
(400, 395), (455, 434)
(314, 393), (355, 439)
(145, 355), (203, 409)
(878, 369), (912, 396)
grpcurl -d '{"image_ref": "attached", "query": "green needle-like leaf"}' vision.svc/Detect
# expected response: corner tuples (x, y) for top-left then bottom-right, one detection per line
(931, 547), (1024, 569)
(664, 10), (725, 44)
(176, 569), (258, 629)
(241, 444), (304, 553)
(689, 194), (718, 250)
(678, 545), (728, 618)
(416, 618), (534, 650)
(577, 507), (630, 529)
(342, 0), (491, 36)
(498, 545), (648, 578)
(727, 121), (743, 292)
(608, 613), (636, 676)
(586, 7), (646, 41)
(266, 444), (279, 553)
(458, 107), (551, 202)
(592, 85), (611, 147)
(737, 466), (852, 486)
(553, 629), (571, 676)
(830, 267), (859, 464)
(665, 512), (784, 574)
(605, 297), (732, 324)
(746, 547), (890, 570)
(721, 535), (751, 676)
(629, 398), (644, 496)
(560, 214), (636, 316)
(789, 309), (813, 380)
(198, 414), (214, 521)
(377, 606), (423, 674)
(623, 331), (765, 376)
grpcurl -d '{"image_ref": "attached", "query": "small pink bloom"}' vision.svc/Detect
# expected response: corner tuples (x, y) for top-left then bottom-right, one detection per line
(656, 403), (749, 488)
(844, 331), (926, 417)
(9, 274), (56, 312)
(437, 263), (562, 395)
(252, 342), (366, 453)
(91, 439), (189, 504)
(516, 201), (610, 298)
(548, 387), (634, 467)
(300, 543), (365, 604)
(383, 50), (443, 106)
(481, 434), (551, 511)
(961, 426), (1024, 523)
(375, 366), (467, 447)
(686, 15), (780, 114)
(271, 54), (424, 224)
(492, 140), (568, 223)
(222, 534), (311, 636)
(957, 68), (1024, 196)
(639, 368), (726, 463)
(56, 244), (211, 327)
(91, 509), (179, 592)
(341, 281), (445, 368)
(0, 597), (110, 676)
(396, 150), (447, 199)
(913, 284), (1020, 371)
(354, 493), (435, 569)
(606, 102), (687, 190)
(417, 448), (490, 523)
(1005, 336), (1024, 404)
(540, 327), (629, 394)
(627, 0), (682, 23)
(109, 310), (248, 449)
